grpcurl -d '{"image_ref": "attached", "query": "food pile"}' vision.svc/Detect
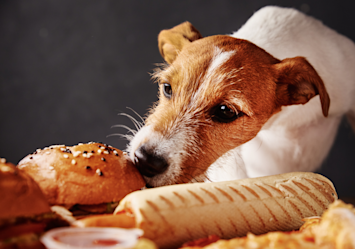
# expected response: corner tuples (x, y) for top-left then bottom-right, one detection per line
(0, 142), (354, 249)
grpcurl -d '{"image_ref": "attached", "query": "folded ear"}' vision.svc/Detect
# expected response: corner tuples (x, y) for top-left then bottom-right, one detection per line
(274, 57), (330, 117)
(158, 21), (203, 64)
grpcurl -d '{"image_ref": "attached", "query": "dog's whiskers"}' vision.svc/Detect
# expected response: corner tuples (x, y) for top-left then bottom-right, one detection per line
(117, 112), (143, 131)
(106, 133), (134, 141)
(109, 108), (145, 142)
(110, 124), (137, 135)
(126, 107), (145, 124)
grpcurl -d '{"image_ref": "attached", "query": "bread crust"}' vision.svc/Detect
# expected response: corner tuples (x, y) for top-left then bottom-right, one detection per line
(0, 160), (50, 219)
(114, 172), (337, 249)
(17, 142), (145, 205)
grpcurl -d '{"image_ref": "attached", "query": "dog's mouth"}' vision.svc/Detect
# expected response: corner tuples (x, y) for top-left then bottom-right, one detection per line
(133, 145), (169, 178)
(133, 147), (208, 187)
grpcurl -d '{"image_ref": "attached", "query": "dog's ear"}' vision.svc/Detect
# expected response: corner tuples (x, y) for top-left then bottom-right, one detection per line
(274, 56), (330, 117)
(158, 21), (203, 64)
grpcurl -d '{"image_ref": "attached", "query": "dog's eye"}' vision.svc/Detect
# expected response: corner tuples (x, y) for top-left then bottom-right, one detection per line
(163, 83), (172, 99)
(213, 105), (244, 123)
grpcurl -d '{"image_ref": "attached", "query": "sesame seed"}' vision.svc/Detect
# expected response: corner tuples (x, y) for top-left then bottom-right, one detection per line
(86, 166), (91, 170)
(30, 156), (33, 159)
(103, 150), (109, 155)
(49, 166), (54, 170)
(101, 157), (106, 162)
(0, 158), (6, 164)
(86, 153), (93, 158)
(97, 149), (102, 154)
(71, 159), (76, 165)
(96, 169), (103, 176)
(63, 154), (69, 159)
(72, 151), (81, 157)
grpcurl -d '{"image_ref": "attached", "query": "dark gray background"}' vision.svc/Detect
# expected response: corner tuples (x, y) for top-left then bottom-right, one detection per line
(1, 0), (354, 198)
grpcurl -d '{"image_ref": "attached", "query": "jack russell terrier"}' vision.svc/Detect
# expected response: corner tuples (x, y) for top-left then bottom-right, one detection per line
(127, 6), (355, 187)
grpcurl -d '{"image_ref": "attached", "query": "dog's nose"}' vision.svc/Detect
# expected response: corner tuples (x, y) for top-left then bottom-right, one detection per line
(134, 145), (168, 177)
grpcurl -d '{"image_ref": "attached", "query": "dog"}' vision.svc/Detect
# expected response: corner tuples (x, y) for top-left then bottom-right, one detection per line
(127, 6), (355, 187)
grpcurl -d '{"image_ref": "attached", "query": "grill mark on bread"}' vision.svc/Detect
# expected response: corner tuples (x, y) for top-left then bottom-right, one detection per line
(146, 201), (174, 236)
(214, 186), (234, 202)
(200, 223), (209, 237)
(262, 202), (278, 223)
(305, 179), (336, 203)
(228, 217), (238, 234)
(281, 184), (317, 215)
(187, 190), (205, 204)
(159, 195), (175, 209)
(242, 185), (260, 199)
(185, 227), (194, 241)
(264, 184), (285, 197)
(146, 200), (160, 212)
(249, 205), (266, 229)
(274, 199), (293, 221)
(214, 220), (225, 237)
(228, 186), (247, 201)
(235, 206), (252, 231)
(139, 208), (153, 225)
(201, 187), (219, 203)
(256, 184), (272, 197)
(287, 200), (303, 218)
(173, 191), (186, 204)
(316, 179), (337, 198)
(292, 180), (327, 210)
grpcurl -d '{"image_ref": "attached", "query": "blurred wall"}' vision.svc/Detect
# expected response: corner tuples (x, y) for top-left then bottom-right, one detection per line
(1, 0), (354, 197)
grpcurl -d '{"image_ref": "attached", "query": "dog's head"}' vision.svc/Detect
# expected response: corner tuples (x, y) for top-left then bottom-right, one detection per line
(129, 22), (330, 187)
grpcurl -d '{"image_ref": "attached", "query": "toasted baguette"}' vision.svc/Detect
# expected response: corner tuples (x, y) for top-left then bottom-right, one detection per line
(114, 172), (337, 249)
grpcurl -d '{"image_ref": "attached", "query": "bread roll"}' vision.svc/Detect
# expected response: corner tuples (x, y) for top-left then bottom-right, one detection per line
(17, 142), (145, 206)
(0, 159), (67, 249)
(114, 172), (337, 249)
(0, 158), (50, 219)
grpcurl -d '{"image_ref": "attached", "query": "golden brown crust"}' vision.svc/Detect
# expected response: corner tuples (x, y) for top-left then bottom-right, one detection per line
(0, 159), (51, 219)
(114, 172), (337, 249)
(181, 200), (355, 249)
(73, 213), (136, 229)
(17, 142), (145, 205)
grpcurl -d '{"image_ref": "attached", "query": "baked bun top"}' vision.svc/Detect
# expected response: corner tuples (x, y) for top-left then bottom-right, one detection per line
(0, 159), (51, 219)
(17, 142), (145, 205)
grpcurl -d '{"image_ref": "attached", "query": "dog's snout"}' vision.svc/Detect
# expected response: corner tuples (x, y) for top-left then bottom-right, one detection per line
(134, 145), (168, 177)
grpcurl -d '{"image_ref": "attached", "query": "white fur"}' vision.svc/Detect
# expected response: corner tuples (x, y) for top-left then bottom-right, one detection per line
(130, 6), (355, 184)
(191, 47), (237, 104)
(206, 47), (235, 78)
(129, 124), (189, 185)
(208, 6), (355, 181)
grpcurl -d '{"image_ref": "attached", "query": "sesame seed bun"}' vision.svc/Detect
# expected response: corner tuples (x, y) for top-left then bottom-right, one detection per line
(17, 142), (145, 206)
(0, 159), (51, 219)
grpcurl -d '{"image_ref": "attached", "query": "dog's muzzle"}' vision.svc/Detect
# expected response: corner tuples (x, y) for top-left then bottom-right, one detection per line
(134, 144), (169, 177)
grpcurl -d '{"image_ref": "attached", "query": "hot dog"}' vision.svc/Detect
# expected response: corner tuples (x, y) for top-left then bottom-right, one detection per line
(74, 172), (337, 249)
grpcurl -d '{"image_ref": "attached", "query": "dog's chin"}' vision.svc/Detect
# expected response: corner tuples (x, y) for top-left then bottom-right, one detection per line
(143, 170), (208, 188)
(143, 172), (183, 188)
